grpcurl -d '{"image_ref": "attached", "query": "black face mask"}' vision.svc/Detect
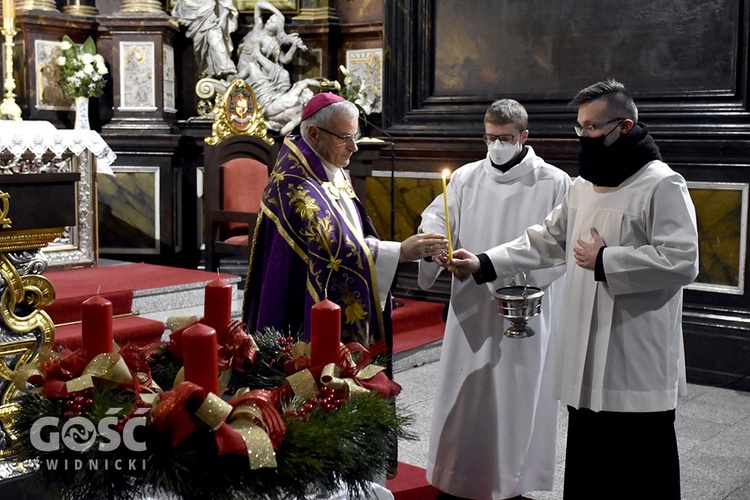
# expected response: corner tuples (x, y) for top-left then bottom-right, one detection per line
(578, 122), (661, 187)
(577, 121), (622, 154)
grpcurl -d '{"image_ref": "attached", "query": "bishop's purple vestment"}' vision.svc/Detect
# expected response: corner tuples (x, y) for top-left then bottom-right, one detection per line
(242, 135), (392, 350)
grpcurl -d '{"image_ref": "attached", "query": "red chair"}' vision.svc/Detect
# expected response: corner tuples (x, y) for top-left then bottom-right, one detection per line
(203, 135), (275, 272)
(202, 79), (278, 272)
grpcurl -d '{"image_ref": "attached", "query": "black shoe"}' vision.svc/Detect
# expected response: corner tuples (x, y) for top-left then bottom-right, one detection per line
(435, 493), (471, 500)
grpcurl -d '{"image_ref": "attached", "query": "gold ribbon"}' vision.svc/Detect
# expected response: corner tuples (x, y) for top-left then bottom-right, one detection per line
(290, 341), (310, 359)
(65, 353), (133, 393)
(285, 369), (317, 400)
(12, 347), (59, 393)
(320, 364), (370, 398)
(193, 389), (277, 469)
(228, 418), (277, 469)
(283, 333), (391, 402)
(12, 349), (133, 394)
(195, 392), (233, 430)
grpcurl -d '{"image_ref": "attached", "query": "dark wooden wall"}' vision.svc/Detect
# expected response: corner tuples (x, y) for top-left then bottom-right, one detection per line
(378, 0), (750, 388)
(21, 0), (745, 385)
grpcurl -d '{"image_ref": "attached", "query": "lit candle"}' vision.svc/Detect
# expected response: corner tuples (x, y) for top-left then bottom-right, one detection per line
(202, 278), (232, 346)
(182, 323), (220, 395)
(3, 0), (14, 30)
(441, 169), (454, 260)
(81, 295), (113, 362)
(310, 298), (341, 367)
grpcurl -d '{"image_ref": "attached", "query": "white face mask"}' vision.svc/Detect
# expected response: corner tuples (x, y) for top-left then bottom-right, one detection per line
(488, 139), (521, 165)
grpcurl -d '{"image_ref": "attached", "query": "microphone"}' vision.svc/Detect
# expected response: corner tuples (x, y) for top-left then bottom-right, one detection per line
(359, 114), (396, 240)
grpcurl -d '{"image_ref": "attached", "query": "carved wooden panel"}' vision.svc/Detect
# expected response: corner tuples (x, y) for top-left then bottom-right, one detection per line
(384, 0), (750, 138)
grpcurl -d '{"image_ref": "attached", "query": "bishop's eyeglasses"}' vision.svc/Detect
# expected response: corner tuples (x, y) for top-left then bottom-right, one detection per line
(318, 126), (362, 143)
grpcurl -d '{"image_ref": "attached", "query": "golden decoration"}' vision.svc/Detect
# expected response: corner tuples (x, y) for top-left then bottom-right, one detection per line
(0, 190), (10, 228)
(0, 401), (19, 457)
(16, 0), (57, 12)
(0, 227), (65, 252)
(205, 79), (273, 147)
(0, 253), (55, 405)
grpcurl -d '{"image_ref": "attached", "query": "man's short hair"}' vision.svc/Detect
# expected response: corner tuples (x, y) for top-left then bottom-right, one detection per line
(301, 100), (359, 139)
(484, 99), (528, 131)
(570, 78), (639, 122)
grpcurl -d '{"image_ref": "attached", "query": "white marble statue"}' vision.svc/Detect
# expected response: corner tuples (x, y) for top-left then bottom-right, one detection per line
(172, 0), (238, 78)
(233, 1), (319, 134)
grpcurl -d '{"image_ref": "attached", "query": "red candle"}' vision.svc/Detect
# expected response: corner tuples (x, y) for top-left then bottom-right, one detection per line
(203, 278), (232, 345)
(182, 323), (220, 395)
(81, 295), (113, 362)
(310, 298), (341, 367)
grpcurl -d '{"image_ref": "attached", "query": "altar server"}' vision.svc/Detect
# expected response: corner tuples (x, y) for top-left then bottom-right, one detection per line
(444, 80), (698, 499)
(420, 99), (571, 499)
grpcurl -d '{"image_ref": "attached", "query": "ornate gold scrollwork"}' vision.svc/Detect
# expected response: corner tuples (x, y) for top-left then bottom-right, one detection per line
(0, 401), (20, 458)
(205, 79), (274, 147)
(0, 253), (55, 406)
(0, 190), (11, 229)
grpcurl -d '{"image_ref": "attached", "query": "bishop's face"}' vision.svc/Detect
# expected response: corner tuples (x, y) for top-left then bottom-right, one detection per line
(309, 113), (359, 168)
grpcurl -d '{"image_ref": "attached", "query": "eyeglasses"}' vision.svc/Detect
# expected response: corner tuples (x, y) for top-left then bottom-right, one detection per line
(574, 118), (625, 137)
(317, 126), (362, 143)
(482, 133), (519, 145)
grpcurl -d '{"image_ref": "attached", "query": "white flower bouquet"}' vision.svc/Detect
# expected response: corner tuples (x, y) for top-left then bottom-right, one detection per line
(56, 35), (108, 99)
(334, 65), (377, 116)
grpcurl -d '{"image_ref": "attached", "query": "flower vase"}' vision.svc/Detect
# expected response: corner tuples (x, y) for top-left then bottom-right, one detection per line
(74, 96), (90, 130)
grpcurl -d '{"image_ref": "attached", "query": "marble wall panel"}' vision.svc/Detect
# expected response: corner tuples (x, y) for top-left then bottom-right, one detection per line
(365, 175), (749, 297)
(119, 41), (156, 111)
(688, 182), (748, 294)
(98, 166), (160, 254)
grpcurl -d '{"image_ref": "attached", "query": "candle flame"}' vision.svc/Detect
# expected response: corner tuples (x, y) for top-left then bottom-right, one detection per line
(442, 169), (450, 179)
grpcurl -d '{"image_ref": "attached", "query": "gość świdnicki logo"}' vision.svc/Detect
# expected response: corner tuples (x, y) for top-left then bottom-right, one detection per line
(30, 407), (149, 471)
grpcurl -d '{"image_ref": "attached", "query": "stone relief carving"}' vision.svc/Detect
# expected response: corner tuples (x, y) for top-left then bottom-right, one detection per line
(173, 0), (326, 135)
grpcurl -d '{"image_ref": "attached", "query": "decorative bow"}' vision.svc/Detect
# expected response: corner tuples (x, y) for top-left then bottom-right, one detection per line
(217, 320), (258, 373)
(151, 382), (285, 470)
(14, 347), (134, 398)
(283, 339), (401, 402)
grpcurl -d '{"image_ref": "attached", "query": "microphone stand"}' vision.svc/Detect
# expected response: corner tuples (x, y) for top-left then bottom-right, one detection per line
(359, 114), (403, 310)
(360, 114), (396, 240)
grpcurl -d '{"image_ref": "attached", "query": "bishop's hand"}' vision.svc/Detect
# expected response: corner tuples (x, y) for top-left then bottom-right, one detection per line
(400, 232), (449, 262)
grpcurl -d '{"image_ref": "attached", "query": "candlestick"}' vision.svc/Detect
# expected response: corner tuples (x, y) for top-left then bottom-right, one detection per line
(182, 323), (220, 395)
(202, 278), (232, 345)
(81, 295), (113, 362)
(3, 0), (13, 30)
(441, 169), (454, 260)
(310, 298), (341, 367)
(0, 8), (20, 122)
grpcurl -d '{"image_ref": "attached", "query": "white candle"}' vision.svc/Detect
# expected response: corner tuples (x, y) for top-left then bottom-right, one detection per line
(3, 0), (14, 30)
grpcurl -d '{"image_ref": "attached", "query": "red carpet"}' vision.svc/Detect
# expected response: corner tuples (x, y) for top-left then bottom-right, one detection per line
(386, 462), (440, 499)
(41, 263), (445, 353)
(392, 298), (446, 353)
(40, 263), (235, 350)
(44, 263), (233, 297)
